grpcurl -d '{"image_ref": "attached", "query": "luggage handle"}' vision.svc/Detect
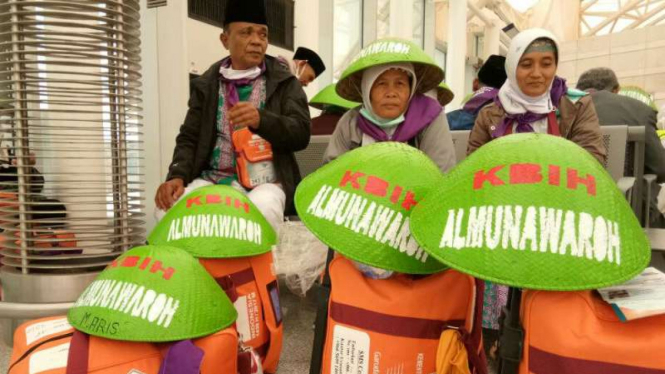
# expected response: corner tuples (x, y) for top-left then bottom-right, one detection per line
(497, 288), (524, 374)
(309, 248), (335, 374)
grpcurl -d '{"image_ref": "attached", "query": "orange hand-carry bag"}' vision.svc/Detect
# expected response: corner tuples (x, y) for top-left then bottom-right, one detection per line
(320, 256), (486, 374)
(498, 288), (665, 374)
(517, 290), (665, 374)
(200, 251), (283, 374)
(8, 316), (240, 374)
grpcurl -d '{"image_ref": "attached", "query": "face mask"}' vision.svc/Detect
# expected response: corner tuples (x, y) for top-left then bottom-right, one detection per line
(359, 107), (405, 129)
(294, 60), (307, 80)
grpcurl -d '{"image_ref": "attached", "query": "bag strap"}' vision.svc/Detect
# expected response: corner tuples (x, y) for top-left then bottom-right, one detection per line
(66, 331), (89, 374)
(497, 288), (524, 374)
(309, 248), (335, 374)
(469, 278), (488, 374)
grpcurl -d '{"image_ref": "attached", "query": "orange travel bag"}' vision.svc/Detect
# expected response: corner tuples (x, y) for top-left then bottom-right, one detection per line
(8, 316), (239, 374)
(320, 256), (486, 374)
(200, 250), (283, 373)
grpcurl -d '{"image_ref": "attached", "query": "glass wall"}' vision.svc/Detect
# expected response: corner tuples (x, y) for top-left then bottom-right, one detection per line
(413, 0), (425, 47)
(333, 0), (364, 80)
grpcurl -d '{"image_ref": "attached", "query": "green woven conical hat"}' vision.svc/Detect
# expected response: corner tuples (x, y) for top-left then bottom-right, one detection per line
(310, 83), (360, 111)
(148, 185), (276, 258)
(295, 142), (447, 274)
(619, 86), (657, 111)
(436, 82), (455, 107)
(336, 38), (444, 102)
(411, 134), (650, 291)
(68, 245), (237, 342)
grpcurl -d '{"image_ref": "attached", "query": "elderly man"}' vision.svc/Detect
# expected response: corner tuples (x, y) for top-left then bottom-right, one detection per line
(154, 0), (310, 229)
(577, 68), (665, 229)
(290, 47), (326, 87)
(577, 68), (665, 181)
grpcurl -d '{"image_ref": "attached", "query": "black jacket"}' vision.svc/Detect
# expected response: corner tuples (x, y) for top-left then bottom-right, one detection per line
(590, 90), (665, 182)
(166, 55), (311, 213)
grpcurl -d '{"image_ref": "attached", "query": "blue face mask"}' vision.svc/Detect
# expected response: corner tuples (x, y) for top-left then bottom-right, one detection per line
(359, 107), (405, 129)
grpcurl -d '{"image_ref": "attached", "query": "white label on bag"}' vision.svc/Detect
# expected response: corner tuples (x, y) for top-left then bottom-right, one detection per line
(235, 293), (261, 342)
(25, 318), (72, 346)
(247, 161), (276, 187)
(29, 342), (70, 374)
(331, 325), (370, 374)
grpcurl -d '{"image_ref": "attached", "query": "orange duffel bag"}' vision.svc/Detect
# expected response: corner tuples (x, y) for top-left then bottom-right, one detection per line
(321, 256), (486, 374)
(8, 316), (241, 374)
(201, 250), (283, 374)
(514, 290), (665, 374)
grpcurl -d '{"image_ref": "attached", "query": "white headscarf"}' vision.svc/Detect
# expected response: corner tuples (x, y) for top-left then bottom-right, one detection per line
(359, 63), (417, 128)
(498, 28), (560, 115)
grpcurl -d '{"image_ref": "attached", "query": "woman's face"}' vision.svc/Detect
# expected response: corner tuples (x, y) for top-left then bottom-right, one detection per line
(370, 69), (411, 120)
(516, 50), (557, 97)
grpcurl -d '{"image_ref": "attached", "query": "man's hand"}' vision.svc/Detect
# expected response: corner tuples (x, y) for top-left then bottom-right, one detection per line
(155, 178), (185, 211)
(229, 102), (260, 129)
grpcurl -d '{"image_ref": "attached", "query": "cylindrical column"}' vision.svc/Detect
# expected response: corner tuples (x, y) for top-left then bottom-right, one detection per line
(0, 0), (145, 302)
(445, 0), (468, 110)
(390, 0), (413, 39)
(483, 14), (502, 59)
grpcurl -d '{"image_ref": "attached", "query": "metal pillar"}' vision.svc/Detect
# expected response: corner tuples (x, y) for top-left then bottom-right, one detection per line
(446, 0), (469, 110)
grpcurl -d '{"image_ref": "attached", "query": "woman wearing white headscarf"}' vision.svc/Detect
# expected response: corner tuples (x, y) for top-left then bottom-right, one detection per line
(467, 28), (606, 164)
(324, 39), (456, 173)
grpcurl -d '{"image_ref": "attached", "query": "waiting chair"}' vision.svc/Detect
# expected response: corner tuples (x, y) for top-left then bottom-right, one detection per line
(295, 135), (331, 178)
(599, 125), (635, 202)
(450, 130), (471, 163)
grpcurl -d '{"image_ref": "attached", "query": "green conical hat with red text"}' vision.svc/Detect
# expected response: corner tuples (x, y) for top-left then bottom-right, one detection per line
(295, 142), (447, 274)
(68, 245), (237, 342)
(148, 185), (277, 258)
(411, 134), (650, 291)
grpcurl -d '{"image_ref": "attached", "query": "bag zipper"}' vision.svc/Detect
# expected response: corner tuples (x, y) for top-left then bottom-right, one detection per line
(8, 332), (74, 372)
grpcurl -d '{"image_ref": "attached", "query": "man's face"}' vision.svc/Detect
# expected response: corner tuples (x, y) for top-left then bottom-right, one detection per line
(296, 61), (316, 87)
(221, 22), (269, 70)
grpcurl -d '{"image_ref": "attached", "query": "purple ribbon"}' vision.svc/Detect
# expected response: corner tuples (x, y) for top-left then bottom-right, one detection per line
(158, 340), (204, 374)
(491, 77), (568, 138)
(462, 87), (499, 115)
(356, 94), (442, 143)
(219, 57), (266, 107)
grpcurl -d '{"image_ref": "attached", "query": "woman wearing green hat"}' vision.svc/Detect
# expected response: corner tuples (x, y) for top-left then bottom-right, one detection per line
(465, 28), (606, 360)
(324, 38), (456, 173)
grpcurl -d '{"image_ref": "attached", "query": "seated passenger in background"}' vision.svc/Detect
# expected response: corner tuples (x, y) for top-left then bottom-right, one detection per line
(324, 39), (456, 173)
(290, 47), (326, 87)
(576, 67), (665, 181)
(577, 67), (665, 229)
(446, 55), (507, 131)
(468, 28), (606, 164)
